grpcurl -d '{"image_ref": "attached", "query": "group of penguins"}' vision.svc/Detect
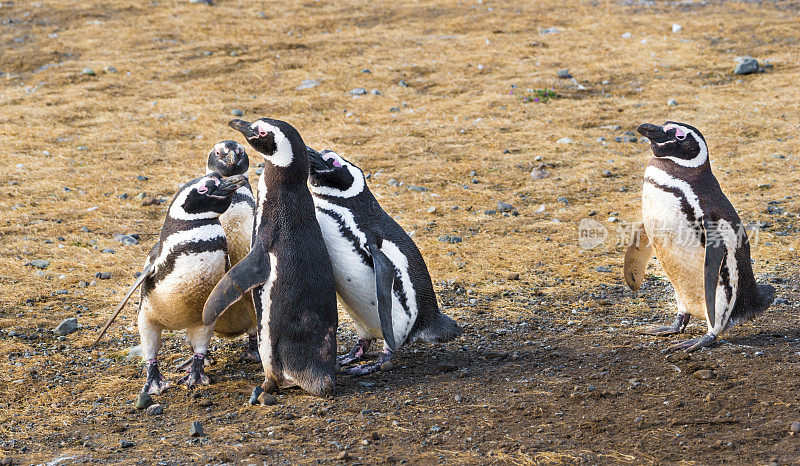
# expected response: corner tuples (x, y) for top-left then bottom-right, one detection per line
(95, 117), (775, 401)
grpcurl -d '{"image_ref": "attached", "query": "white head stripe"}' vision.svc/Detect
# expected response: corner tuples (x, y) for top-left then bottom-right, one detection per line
(659, 124), (708, 168)
(251, 121), (293, 168)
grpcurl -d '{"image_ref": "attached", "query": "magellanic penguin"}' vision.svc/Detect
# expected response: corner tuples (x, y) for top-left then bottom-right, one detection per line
(306, 147), (462, 375)
(203, 118), (338, 398)
(624, 121), (775, 352)
(94, 173), (249, 395)
(204, 140), (260, 362)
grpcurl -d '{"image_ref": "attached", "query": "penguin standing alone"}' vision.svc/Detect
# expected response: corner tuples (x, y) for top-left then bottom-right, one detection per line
(204, 118), (338, 398)
(204, 140), (259, 362)
(307, 147), (461, 375)
(95, 173), (248, 394)
(624, 121), (774, 352)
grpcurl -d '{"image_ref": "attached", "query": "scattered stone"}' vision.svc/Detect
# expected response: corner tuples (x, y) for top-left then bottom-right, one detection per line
(103, 66), (117, 74)
(387, 178), (400, 187)
(497, 201), (514, 213)
(380, 360), (394, 372)
(337, 451), (351, 461)
(231, 108), (244, 117)
(82, 67), (95, 76)
(692, 369), (715, 380)
(454, 394), (463, 402)
(791, 421), (800, 434)
(296, 79), (321, 90)
(115, 234), (139, 245)
(557, 69), (572, 79)
(370, 89), (381, 95)
(438, 235), (462, 244)
(258, 392), (277, 406)
(136, 392), (153, 410)
(28, 259), (50, 269)
(530, 169), (549, 180)
(734, 57), (759, 75)
(370, 431), (381, 441)
(427, 206), (437, 214)
(397, 80), (409, 87)
(667, 99), (678, 106)
(541, 27), (560, 34)
(197, 399), (212, 408)
(557, 196), (568, 205)
(361, 68), (371, 73)
(189, 421), (204, 437)
(141, 196), (161, 206)
(596, 266), (611, 273)
(775, 298), (788, 305)
(189, 0), (214, 4)
(601, 170), (613, 178)
(507, 273), (520, 280)
(672, 23), (682, 33)
(349, 87), (367, 96)
(54, 318), (78, 336)
(556, 137), (574, 144)
(248, 386), (263, 405)
(758, 183), (771, 189)
(120, 439), (134, 448)
(146, 404), (164, 416)
(408, 186), (428, 192)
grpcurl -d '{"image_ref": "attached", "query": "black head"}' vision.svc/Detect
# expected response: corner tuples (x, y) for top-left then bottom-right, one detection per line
(207, 140), (249, 177)
(307, 147), (367, 198)
(637, 121), (709, 168)
(168, 173), (249, 221)
(228, 118), (309, 184)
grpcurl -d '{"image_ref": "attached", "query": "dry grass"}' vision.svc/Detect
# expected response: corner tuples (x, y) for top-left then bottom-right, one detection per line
(1, 0), (800, 463)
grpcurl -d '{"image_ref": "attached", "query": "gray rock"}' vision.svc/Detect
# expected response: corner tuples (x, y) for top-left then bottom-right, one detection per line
(120, 439), (134, 448)
(557, 69), (572, 79)
(231, 108), (244, 117)
(101, 248), (115, 254)
(667, 98), (678, 106)
(454, 394), (463, 402)
(734, 57), (759, 75)
(775, 298), (788, 305)
(146, 404), (164, 416)
(601, 170), (613, 178)
(398, 80), (409, 87)
(427, 206), (437, 214)
(28, 259), (50, 269)
(103, 66), (117, 74)
(136, 175), (148, 181)
(95, 272), (112, 280)
(556, 137), (574, 144)
(531, 169), (549, 180)
(82, 67), (96, 76)
(557, 196), (569, 205)
(189, 421), (204, 437)
(296, 79), (321, 90)
(349, 87), (367, 95)
(257, 11), (267, 18)
(497, 202), (514, 213)
(54, 318), (78, 336)
(254, 168), (264, 175)
(408, 186), (428, 192)
(596, 266), (611, 273)
(791, 421), (800, 433)
(541, 27), (560, 34)
(361, 68), (371, 73)
(114, 234), (139, 245)
(248, 386), (263, 405)
(387, 178), (400, 187)
(370, 89), (381, 95)
(189, 0), (214, 4)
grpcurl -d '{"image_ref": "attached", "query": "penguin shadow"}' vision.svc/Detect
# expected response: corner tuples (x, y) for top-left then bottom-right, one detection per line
(721, 329), (800, 349)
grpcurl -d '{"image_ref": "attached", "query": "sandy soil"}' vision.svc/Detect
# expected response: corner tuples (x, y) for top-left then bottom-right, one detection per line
(1, 0), (800, 463)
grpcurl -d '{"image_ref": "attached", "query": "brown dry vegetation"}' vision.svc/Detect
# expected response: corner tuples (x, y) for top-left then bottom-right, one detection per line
(2, 0), (800, 464)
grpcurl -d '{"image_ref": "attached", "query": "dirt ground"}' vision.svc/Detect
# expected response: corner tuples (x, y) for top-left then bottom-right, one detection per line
(2, 0), (800, 464)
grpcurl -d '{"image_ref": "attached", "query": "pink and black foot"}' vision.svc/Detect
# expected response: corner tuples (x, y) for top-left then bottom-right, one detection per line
(337, 338), (372, 366)
(175, 351), (215, 371)
(341, 349), (394, 376)
(642, 313), (690, 336)
(240, 335), (261, 363)
(179, 353), (211, 388)
(142, 359), (171, 395)
(664, 333), (717, 353)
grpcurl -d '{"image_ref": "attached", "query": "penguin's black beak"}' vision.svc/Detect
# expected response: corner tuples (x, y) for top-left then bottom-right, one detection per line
(214, 174), (248, 197)
(637, 123), (670, 143)
(307, 146), (332, 172)
(229, 119), (256, 139)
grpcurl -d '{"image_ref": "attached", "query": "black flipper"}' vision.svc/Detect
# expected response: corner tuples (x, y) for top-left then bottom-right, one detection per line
(703, 217), (726, 329)
(203, 241), (270, 326)
(368, 243), (397, 351)
(93, 261), (155, 345)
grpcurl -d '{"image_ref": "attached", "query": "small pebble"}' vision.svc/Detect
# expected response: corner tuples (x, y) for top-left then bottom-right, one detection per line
(337, 451), (350, 460)
(427, 206), (437, 214)
(257, 11), (267, 18)
(380, 360), (394, 372)
(557, 69), (572, 79)
(136, 175), (149, 181)
(667, 99), (678, 106)
(497, 201), (514, 213)
(692, 369), (715, 380)
(370, 89), (381, 95)
(231, 109), (244, 117)
(734, 56), (759, 75)
(104, 66), (117, 74)
(398, 80), (408, 87)
(189, 421), (204, 437)
(349, 87), (367, 96)
(601, 170), (613, 178)
(791, 421), (800, 434)
(54, 318), (78, 336)
(361, 68), (371, 73)
(454, 395), (463, 402)
(248, 386), (263, 405)
(258, 392), (277, 406)
(95, 271), (112, 280)
(28, 259), (50, 269)
(556, 137), (574, 144)
(136, 392), (153, 410)
(82, 67), (95, 76)
(146, 404), (164, 416)
(120, 439), (134, 448)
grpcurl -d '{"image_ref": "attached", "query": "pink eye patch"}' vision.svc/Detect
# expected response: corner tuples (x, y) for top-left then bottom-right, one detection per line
(675, 127), (687, 140)
(325, 156), (342, 167)
(197, 186), (208, 194)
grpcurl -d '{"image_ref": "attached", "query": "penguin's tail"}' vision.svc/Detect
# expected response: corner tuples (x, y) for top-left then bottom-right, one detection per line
(756, 284), (776, 313)
(409, 312), (462, 345)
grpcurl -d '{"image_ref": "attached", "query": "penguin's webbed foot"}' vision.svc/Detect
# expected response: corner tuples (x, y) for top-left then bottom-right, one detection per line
(142, 360), (171, 395)
(341, 349), (393, 377)
(179, 353), (211, 388)
(337, 338), (372, 366)
(175, 351), (215, 371)
(664, 333), (717, 354)
(239, 336), (261, 363)
(641, 314), (689, 336)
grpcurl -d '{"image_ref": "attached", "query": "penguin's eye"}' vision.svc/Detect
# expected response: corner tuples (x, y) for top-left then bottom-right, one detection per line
(675, 128), (687, 141)
(197, 186), (208, 194)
